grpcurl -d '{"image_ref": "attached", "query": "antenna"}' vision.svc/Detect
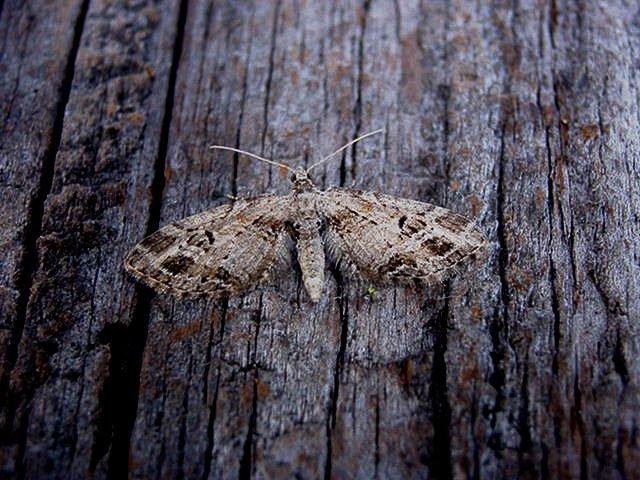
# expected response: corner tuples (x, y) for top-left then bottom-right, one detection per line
(209, 145), (294, 173)
(306, 128), (384, 173)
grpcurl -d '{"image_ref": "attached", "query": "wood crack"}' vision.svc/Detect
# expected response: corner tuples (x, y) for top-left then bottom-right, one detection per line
(176, 355), (194, 478)
(0, 1), (90, 478)
(347, 0), (370, 183)
(105, 0), (189, 477)
(490, 121), (509, 439)
(260, 0), (281, 156)
(544, 120), (563, 376)
(232, 10), (255, 198)
(516, 359), (534, 476)
(202, 363), (222, 480)
(440, 0), (451, 205)
(573, 359), (588, 480)
(239, 372), (258, 480)
(612, 328), (630, 386)
(324, 267), (349, 480)
(239, 295), (263, 480)
(373, 391), (380, 478)
(429, 295), (453, 480)
(201, 299), (228, 477)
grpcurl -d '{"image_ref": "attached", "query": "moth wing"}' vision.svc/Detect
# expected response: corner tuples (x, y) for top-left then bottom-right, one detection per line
(319, 188), (486, 283)
(124, 195), (293, 298)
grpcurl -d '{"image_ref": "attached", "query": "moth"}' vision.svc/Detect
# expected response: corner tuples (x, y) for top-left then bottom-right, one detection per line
(124, 130), (487, 302)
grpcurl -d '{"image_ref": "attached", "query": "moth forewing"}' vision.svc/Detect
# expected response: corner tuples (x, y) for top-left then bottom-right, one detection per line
(317, 188), (487, 286)
(124, 195), (293, 298)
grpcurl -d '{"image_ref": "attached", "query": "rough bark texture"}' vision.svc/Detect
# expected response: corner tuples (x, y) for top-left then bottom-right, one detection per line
(1, 1), (639, 479)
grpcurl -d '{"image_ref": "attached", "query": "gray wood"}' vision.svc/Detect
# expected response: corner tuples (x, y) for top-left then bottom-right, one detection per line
(0, 0), (89, 475)
(0, 0), (85, 432)
(0, 0), (183, 477)
(1, 0), (638, 479)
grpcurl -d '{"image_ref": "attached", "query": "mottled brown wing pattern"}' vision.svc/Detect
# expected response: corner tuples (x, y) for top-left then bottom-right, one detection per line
(319, 188), (486, 284)
(124, 195), (292, 298)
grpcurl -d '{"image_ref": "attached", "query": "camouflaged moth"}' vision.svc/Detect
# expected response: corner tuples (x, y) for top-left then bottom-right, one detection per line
(124, 130), (487, 302)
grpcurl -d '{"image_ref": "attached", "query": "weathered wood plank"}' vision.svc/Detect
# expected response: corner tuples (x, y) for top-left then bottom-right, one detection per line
(1, 0), (184, 478)
(543, 3), (640, 477)
(1, 0), (639, 479)
(446, 1), (639, 478)
(129, 2), (349, 478)
(327, 2), (453, 478)
(130, 1), (640, 479)
(438, 2), (513, 478)
(0, 0), (86, 446)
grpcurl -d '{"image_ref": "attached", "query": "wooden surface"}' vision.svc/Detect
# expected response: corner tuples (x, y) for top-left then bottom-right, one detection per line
(1, 0), (639, 479)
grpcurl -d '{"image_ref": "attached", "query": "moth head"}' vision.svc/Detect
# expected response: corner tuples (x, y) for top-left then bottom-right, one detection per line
(291, 167), (314, 192)
(209, 129), (383, 192)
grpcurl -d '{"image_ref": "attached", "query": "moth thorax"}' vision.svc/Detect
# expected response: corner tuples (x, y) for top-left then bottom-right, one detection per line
(291, 167), (315, 192)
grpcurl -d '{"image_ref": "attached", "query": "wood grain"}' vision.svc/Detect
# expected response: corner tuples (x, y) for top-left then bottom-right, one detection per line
(0, 0), (638, 479)
(1, 0), (183, 477)
(0, 0), (88, 474)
